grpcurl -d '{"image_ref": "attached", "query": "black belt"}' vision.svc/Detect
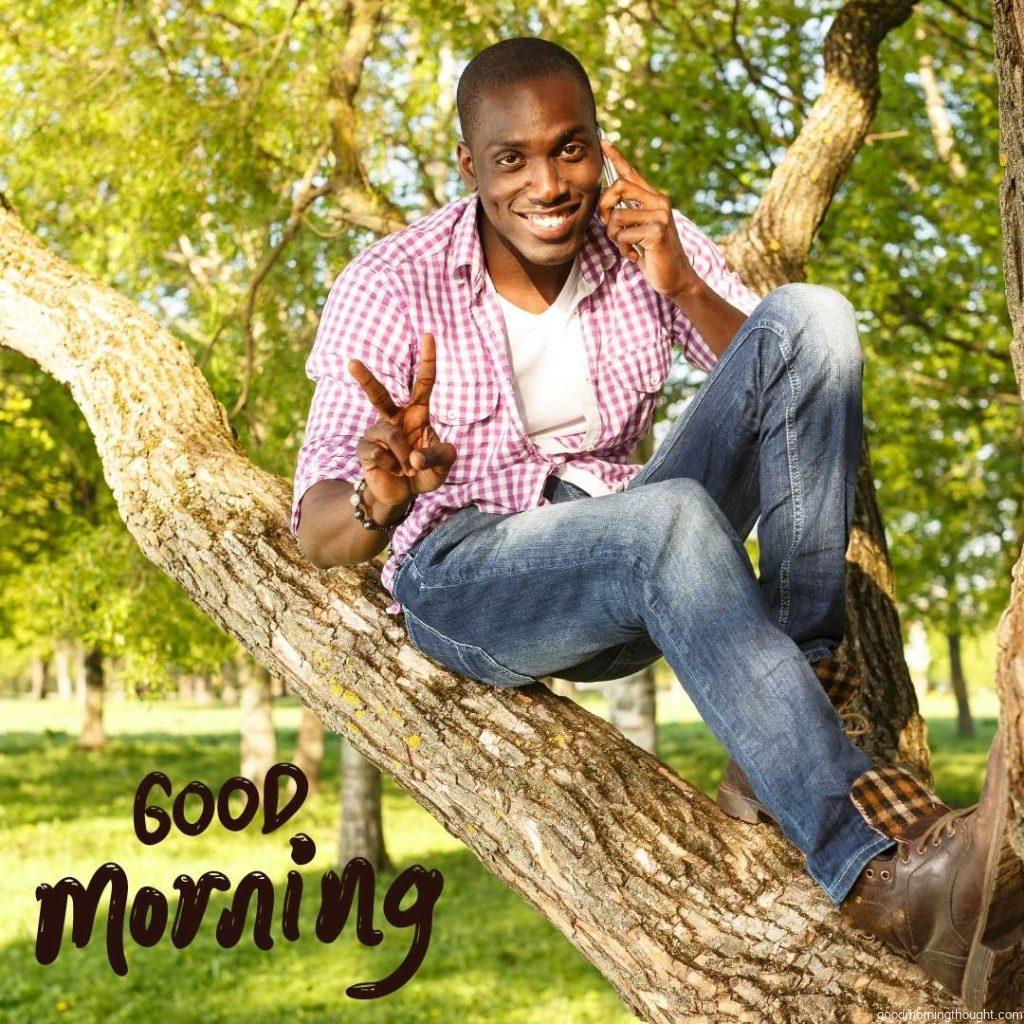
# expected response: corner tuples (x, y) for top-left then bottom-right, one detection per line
(543, 473), (590, 503)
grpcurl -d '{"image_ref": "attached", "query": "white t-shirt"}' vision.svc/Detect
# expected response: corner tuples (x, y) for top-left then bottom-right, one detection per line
(487, 255), (611, 497)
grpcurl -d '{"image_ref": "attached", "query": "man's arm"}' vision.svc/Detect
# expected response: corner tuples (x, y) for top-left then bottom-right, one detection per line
(596, 139), (761, 371)
(293, 326), (456, 572)
(664, 208), (760, 367)
(291, 258), (416, 564)
(296, 479), (411, 570)
(667, 277), (749, 361)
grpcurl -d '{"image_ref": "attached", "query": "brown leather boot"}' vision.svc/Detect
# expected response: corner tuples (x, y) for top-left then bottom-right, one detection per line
(716, 657), (866, 824)
(841, 729), (1024, 1010)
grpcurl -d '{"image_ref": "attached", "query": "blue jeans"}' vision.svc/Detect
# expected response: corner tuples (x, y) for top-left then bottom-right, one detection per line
(392, 282), (895, 903)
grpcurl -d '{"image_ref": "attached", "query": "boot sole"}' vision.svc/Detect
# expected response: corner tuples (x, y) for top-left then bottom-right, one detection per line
(716, 783), (778, 826)
(962, 737), (1024, 1011)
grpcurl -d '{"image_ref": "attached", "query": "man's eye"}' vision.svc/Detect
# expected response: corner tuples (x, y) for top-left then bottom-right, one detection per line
(497, 153), (521, 166)
(562, 143), (584, 157)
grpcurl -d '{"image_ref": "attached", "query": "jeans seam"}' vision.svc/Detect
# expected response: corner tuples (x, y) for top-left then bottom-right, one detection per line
(823, 833), (896, 905)
(774, 331), (805, 631)
(403, 607), (535, 687)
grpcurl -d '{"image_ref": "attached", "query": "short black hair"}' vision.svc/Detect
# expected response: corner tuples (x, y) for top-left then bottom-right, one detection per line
(456, 38), (597, 149)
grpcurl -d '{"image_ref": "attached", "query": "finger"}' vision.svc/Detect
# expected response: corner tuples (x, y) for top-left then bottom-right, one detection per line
(365, 420), (415, 474)
(410, 441), (457, 471)
(611, 225), (651, 257)
(410, 332), (437, 407)
(600, 138), (652, 189)
(605, 206), (665, 246)
(348, 359), (401, 419)
(355, 436), (404, 475)
(607, 205), (669, 230)
(598, 178), (662, 222)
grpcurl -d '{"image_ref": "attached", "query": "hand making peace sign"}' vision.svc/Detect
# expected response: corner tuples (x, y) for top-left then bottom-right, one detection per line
(597, 138), (701, 302)
(348, 332), (458, 512)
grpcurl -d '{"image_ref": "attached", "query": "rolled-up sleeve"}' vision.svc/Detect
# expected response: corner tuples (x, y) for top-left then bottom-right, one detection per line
(669, 210), (762, 373)
(291, 258), (414, 535)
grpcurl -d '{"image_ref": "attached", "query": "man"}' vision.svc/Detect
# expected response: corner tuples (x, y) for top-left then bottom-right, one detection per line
(292, 37), (1023, 1008)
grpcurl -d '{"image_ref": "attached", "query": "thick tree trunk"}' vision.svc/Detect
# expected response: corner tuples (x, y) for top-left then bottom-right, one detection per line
(293, 703), (326, 795)
(177, 674), (194, 702)
(29, 656), (49, 700)
(339, 736), (390, 872)
(993, 0), (1024, 860)
(77, 645), (105, 750)
(947, 631), (975, 739)
(840, 439), (931, 774)
(53, 643), (75, 700)
(219, 656), (240, 706)
(192, 672), (213, 706)
(239, 663), (277, 789)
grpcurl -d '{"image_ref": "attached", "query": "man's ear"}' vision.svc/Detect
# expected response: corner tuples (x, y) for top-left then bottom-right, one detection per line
(455, 140), (477, 191)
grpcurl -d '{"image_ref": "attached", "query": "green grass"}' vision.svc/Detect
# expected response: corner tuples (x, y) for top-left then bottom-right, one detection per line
(0, 682), (1000, 1023)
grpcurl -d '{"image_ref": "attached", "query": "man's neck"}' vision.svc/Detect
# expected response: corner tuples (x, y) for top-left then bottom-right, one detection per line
(479, 212), (575, 313)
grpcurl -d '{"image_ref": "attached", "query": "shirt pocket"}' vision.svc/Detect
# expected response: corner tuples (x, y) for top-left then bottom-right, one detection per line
(603, 330), (673, 393)
(597, 330), (673, 444)
(429, 378), (502, 484)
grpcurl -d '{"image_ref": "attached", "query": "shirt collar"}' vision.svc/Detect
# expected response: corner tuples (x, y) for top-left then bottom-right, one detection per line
(451, 193), (619, 299)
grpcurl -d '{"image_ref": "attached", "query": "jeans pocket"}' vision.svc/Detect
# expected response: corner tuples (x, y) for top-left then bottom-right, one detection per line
(403, 609), (536, 690)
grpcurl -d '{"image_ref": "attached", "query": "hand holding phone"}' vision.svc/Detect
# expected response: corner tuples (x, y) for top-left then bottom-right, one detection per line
(596, 132), (699, 300)
(599, 130), (644, 257)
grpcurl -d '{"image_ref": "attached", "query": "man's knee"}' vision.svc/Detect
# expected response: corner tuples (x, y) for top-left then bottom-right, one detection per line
(762, 282), (861, 377)
(630, 478), (739, 565)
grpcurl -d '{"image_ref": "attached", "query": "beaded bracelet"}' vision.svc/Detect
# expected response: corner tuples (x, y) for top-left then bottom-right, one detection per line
(350, 476), (412, 534)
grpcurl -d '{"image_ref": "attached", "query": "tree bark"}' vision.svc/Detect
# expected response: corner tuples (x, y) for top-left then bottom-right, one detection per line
(339, 736), (390, 872)
(239, 662), (277, 789)
(840, 439), (931, 773)
(294, 703), (326, 795)
(993, 0), (1024, 860)
(947, 631), (975, 739)
(0, 198), (970, 1018)
(77, 645), (105, 750)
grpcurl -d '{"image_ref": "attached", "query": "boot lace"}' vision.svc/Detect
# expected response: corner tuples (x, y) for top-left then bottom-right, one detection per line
(898, 805), (973, 863)
(840, 710), (870, 739)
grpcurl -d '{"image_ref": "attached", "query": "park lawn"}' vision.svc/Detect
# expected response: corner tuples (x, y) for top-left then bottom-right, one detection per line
(0, 683), (998, 1024)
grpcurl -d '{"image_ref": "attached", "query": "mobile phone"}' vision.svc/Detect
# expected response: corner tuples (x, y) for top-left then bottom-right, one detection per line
(598, 128), (644, 257)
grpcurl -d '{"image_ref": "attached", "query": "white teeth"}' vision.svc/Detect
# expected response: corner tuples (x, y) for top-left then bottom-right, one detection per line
(528, 213), (572, 228)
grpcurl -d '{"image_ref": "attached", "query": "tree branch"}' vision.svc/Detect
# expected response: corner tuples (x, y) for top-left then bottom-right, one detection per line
(720, 0), (920, 292)
(0, 196), (957, 1024)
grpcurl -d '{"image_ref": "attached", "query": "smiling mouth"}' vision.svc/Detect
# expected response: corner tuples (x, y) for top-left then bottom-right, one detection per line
(515, 203), (582, 239)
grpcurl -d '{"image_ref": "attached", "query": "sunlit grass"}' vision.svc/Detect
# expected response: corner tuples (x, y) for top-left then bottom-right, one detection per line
(0, 678), (999, 1023)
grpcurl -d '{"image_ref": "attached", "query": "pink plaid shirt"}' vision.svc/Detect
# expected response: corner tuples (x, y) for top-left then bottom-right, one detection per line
(292, 193), (759, 614)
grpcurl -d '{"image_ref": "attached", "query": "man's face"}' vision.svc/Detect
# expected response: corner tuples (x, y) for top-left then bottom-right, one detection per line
(456, 73), (603, 268)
